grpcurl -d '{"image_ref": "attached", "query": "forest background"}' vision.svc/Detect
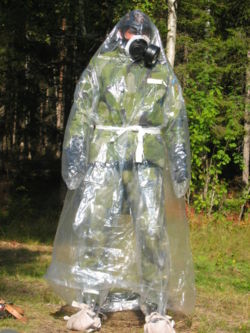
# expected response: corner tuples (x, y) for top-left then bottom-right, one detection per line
(0, 1), (249, 333)
(0, 0), (249, 226)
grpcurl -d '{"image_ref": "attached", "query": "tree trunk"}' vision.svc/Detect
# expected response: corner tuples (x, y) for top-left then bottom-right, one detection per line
(166, 0), (177, 67)
(239, 185), (250, 221)
(56, 18), (66, 158)
(56, 18), (66, 130)
(242, 50), (250, 185)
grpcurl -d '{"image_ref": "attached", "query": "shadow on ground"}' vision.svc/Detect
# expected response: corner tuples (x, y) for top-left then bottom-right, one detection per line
(0, 243), (51, 278)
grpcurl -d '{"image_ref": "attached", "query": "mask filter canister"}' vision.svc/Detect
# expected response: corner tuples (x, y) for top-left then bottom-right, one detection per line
(129, 39), (148, 62)
(144, 44), (160, 67)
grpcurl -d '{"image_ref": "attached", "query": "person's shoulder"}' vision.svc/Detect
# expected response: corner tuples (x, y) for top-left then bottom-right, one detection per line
(150, 62), (169, 81)
(89, 49), (121, 74)
(95, 49), (121, 63)
(155, 62), (169, 72)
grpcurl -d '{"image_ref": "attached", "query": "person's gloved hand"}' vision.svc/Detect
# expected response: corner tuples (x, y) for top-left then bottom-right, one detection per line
(62, 135), (87, 190)
(174, 168), (188, 184)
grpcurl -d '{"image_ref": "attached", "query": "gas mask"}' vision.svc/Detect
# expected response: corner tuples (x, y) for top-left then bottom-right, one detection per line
(125, 35), (160, 67)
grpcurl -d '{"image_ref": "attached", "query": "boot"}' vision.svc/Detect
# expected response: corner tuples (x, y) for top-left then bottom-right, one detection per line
(64, 301), (101, 332)
(144, 312), (176, 333)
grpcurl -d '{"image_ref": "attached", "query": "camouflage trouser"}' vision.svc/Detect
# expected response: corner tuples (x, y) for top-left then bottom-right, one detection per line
(74, 161), (170, 314)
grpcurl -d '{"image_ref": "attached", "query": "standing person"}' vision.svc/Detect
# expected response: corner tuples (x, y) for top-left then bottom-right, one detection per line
(46, 10), (195, 333)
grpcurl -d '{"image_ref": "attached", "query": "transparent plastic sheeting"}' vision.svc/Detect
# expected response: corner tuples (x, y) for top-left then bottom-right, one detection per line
(45, 10), (195, 316)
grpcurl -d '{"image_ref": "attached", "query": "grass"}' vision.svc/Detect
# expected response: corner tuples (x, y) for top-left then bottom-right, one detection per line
(189, 216), (249, 333)
(0, 206), (249, 332)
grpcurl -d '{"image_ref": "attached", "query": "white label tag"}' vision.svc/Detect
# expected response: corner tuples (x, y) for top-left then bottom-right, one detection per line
(147, 78), (167, 87)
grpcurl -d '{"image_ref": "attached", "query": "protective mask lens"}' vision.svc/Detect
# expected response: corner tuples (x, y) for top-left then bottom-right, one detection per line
(129, 39), (148, 61)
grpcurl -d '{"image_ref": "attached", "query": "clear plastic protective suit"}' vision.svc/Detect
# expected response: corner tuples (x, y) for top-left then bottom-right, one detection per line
(45, 10), (195, 316)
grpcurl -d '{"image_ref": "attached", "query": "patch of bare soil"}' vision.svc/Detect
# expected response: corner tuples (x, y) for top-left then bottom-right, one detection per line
(52, 306), (145, 333)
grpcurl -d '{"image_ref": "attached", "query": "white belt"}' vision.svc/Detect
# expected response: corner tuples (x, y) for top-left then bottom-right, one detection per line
(95, 125), (161, 163)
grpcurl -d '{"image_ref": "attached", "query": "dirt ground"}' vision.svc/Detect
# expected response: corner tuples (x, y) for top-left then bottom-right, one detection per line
(0, 298), (193, 333)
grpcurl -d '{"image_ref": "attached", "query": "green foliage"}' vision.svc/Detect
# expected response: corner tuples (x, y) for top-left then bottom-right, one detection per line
(113, 1), (248, 214)
(180, 32), (246, 212)
(175, 1), (248, 213)
(0, 0), (249, 215)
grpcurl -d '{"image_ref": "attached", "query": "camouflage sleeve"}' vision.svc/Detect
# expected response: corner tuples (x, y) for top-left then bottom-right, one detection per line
(163, 72), (191, 198)
(62, 62), (99, 190)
